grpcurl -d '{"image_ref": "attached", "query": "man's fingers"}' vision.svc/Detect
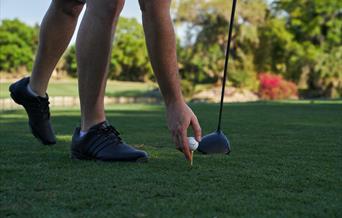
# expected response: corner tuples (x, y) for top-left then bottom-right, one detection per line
(179, 130), (191, 161)
(172, 134), (183, 152)
(173, 131), (184, 153)
(191, 116), (202, 142)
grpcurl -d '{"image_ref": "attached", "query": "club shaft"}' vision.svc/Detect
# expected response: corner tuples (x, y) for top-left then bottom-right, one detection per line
(217, 0), (238, 132)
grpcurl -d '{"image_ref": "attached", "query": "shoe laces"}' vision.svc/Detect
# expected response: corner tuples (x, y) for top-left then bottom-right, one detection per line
(27, 97), (50, 119)
(98, 125), (122, 142)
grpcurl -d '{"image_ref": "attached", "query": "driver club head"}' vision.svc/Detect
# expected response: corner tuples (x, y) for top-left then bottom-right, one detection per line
(197, 130), (231, 154)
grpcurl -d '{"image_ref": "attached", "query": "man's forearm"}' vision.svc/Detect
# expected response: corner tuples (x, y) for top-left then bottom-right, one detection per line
(141, 2), (184, 106)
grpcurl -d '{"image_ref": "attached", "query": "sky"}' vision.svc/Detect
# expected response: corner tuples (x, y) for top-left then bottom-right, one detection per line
(0, 0), (142, 24)
(0, 0), (142, 44)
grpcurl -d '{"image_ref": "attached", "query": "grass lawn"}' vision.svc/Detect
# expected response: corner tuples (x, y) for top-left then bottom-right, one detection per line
(0, 80), (156, 99)
(1, 102), (341, 217)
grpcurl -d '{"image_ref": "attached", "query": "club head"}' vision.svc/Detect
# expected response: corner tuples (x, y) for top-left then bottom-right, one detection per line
(197, 130), (231, 154)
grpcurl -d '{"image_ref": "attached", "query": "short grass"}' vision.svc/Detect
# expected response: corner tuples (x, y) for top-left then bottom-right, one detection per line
(0, 80), (156, 99)
(1, 102), (341, 217)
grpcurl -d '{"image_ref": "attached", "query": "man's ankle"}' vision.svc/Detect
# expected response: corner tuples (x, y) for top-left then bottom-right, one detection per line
(79, 130), (88, 138)
(81, 119), (106, 132)
(27, 83), (47, 98)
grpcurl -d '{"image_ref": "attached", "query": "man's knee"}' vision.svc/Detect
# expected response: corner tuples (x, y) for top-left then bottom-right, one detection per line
(55, 0), (85, 18)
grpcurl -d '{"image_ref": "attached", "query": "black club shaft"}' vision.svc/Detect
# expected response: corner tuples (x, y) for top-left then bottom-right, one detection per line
(217, 0), (238, 132)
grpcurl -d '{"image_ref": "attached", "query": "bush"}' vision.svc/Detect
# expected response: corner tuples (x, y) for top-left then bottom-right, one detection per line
(313, 46), (342, 98)
(0, 19), (38, 73)
(109, 18), (152, 82)
(64, 46), (77, 77)
(64, 18), (153, 81)
(181, 79), (196, 98)
(258, 73), (298, 100)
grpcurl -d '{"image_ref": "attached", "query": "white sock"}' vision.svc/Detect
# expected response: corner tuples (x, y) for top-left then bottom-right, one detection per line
(27, 84), (39, 97)
(79, 130), (88, 138)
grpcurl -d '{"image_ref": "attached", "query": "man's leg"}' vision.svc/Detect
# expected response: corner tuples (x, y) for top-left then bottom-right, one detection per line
(71, 0), (148, 162)
(9, 0), (85, 145)
(76, 0), (124, 131)
(30, 0), (84, 96)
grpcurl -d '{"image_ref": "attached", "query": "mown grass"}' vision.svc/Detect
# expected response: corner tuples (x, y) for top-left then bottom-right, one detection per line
(0, 80), (156, 99)
(1, 102), (341, 217)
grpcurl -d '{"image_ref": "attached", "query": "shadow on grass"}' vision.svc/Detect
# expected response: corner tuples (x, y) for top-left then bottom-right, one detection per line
(0, 107), (169, 149)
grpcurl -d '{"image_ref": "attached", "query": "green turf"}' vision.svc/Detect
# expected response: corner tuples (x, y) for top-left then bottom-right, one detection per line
(0, 80), (156, 99)
(1, 102), (341, 217)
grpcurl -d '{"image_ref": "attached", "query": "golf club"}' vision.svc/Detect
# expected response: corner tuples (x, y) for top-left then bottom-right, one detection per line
(197, 0), (238, 155)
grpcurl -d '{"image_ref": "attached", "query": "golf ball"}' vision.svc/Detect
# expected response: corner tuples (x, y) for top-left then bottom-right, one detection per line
(188, 137), (199, 151)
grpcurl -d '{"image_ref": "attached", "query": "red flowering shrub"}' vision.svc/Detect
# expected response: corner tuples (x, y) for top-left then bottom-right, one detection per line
(258, 73), (298, 100)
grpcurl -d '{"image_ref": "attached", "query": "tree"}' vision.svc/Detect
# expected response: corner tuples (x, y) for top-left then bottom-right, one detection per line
(64, 17), (152, 81)
(274, 0), (342, 49)
(64, 45), (77, 77)
(270, 0), (342, 96)
(313, 46), (342, 97)
(110, 17), (152, 81)
(174, 0), (342, 97)
(0, 19), (38, 73)
(173, 0), (268, 89)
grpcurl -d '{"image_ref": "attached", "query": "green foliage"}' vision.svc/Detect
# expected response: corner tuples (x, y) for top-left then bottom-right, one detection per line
(174, 0), (341, 97)
(274, 0), (342, 48)
(64, 46), (77, 77)
(271, 0), (342, 96)
(110, 18), (152, 81)
(174, 0), (266, 90)
(2, 1), (341, 98)
(0, 19), (38, 72)
(64, 18), (152, 82)
(180, 79), (195, 98)
(313, 46), (342, 97)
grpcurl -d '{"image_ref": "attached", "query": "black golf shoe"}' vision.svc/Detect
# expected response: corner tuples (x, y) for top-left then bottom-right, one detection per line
(9, 77), (56, 145)
(71, 121), (148, 162)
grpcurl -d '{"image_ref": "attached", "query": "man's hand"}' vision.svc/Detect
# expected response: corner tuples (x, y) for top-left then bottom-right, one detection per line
(166, 101), (202, 161)
(139, 0), (201, 160)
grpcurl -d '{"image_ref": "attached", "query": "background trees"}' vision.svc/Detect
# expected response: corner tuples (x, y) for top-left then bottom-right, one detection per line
(0, 19), (38, 73)
(173, 0), (268, 90)
(173, 0), (342, 97)
(109, 18), (152, 82)
(267, 0), (342, 97)
(64, 17), (153, 82)
(0, 0), (341, 97)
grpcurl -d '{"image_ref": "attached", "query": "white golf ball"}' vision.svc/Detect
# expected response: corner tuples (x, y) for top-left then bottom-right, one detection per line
(188, 137), (199, 151)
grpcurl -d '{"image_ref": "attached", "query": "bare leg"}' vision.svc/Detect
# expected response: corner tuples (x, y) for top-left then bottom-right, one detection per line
(76, 0), (125, 131)
(30, 0), (84, 96)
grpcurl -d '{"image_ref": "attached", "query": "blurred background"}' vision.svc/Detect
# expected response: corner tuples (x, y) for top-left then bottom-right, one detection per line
(0, 0), (341, 110)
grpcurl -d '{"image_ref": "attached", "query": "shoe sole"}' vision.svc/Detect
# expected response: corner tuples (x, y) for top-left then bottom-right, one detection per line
(29, 124), (56, 145)
(71, 151), (148, 163)
(9, 84), (56, 146)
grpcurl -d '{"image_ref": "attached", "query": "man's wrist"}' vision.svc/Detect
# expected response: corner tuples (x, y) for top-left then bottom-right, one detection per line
(164, 94), (184, 107)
